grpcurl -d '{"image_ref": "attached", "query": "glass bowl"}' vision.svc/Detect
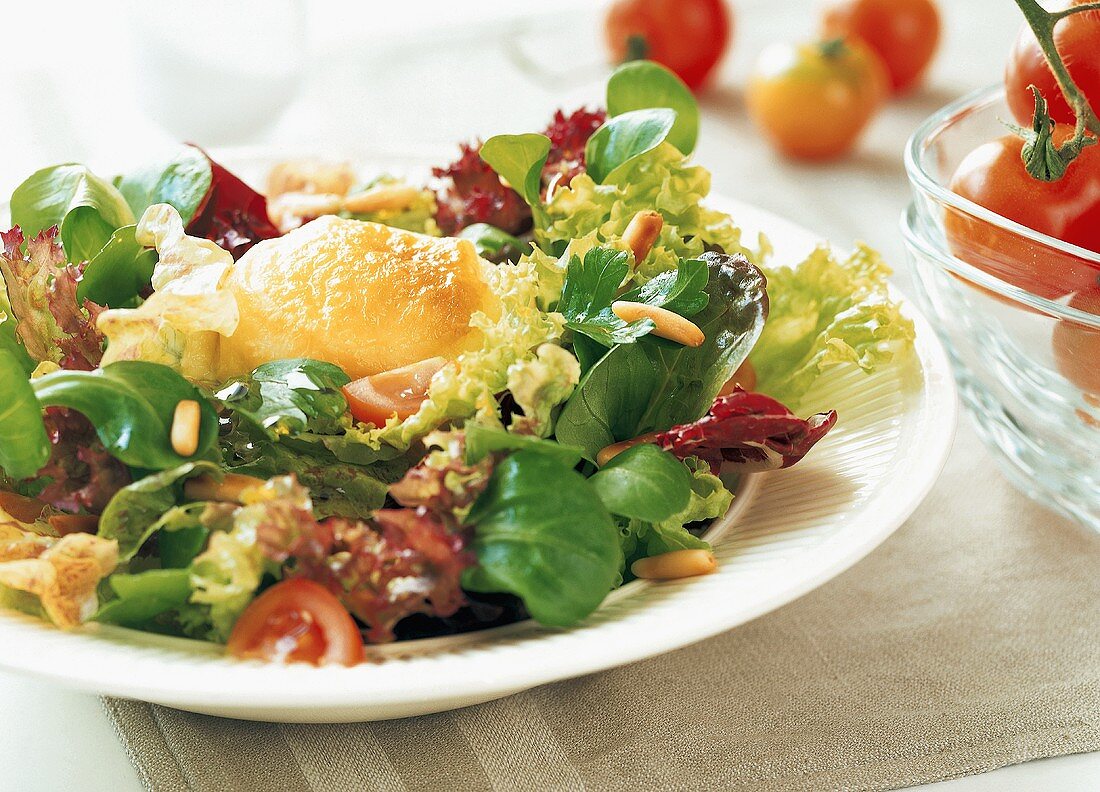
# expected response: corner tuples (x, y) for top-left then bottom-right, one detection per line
(902, 84), (1100, 532)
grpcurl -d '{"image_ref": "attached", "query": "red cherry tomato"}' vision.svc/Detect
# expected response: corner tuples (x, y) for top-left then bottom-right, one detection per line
(342, 357), (446, 428)
(946, 127), (1100, 299)
(1005, 0), (1100, 126)
(822, 0), (941, 94)
(604, 0), (732, 91)
(227, 578), (364, 666)
(1053, 287), (1100, 396)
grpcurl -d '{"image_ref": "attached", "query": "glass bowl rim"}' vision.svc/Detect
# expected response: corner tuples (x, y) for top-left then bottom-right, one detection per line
(900, 202), (1100, 328)
(904, 83), (1100, 322)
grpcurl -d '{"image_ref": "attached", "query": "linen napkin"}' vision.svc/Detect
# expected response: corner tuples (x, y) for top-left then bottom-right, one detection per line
(104, 423), (1100, 792)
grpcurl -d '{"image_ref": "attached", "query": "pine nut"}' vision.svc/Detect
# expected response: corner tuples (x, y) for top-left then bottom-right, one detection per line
(268, 191), (344, 220)
(631, 549), (717, 580)
(342, 184), (422, 215)
(171, 400), (201, 457)
(596, 432), (662, 467)
(183, 473), (267, 504)
(266, 159), (355, 198)
(611, 301), (705, 347)
(621, 210), (663, 264)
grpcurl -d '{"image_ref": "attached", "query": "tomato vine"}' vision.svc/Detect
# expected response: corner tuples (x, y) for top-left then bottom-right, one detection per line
(1011, 0), (1100, 180)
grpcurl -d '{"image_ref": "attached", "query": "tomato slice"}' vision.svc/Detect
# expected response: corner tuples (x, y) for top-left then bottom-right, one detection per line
(227, 578), (364, 666)
(342, 357), (447, 427)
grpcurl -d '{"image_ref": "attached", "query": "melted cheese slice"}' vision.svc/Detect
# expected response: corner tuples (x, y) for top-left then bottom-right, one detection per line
(213, 216), (498, 381)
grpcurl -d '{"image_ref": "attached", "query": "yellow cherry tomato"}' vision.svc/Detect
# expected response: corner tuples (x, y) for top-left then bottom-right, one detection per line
(746, 39), (887, 161)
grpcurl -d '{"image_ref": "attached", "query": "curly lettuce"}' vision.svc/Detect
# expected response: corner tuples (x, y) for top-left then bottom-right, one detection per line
(750, 244), (917, 407)
(541, 143), (766, 280)
(97, 204), (239, 380)
(347, 258), (568, 456)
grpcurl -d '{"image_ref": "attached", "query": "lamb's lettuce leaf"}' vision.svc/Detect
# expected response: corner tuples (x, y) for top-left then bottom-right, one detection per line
(93, 568), (193, 627)
(607, 60), (699, 156)
(31, 361), (219, 470)
(480, 133), (551, 208)
(114, 145), (212, 224)
(10, 164), (134, 263)
(225, 358), (351, 437)
(0, 349), (50, 480)
(463, 450), (621, 626)
(584, 108), (676, 184)
(78, 225), (158, 307)
(589, 444), (691, 522)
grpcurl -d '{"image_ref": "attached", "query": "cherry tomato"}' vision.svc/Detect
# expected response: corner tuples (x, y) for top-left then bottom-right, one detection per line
(342, 357), (446, 428)
(746, 39), (887, 161)
(946, 127), (1100, 299)
(1005, 0), (1100, 126)
(604, 0), (732, 92)
(822, 0), (941, 95)
(719, 360), (756, 395)
(1053, 287), (1100, 396)
(227, 578), (364, 666)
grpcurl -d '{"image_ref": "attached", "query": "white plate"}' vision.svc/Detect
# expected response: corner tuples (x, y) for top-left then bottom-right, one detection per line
(0, 186), (957, 722)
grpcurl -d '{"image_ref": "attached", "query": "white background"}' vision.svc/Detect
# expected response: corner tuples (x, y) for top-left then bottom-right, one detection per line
(2, 0), (1099, 789)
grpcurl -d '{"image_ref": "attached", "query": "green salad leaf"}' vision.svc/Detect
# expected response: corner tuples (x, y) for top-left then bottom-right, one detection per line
(10, 164), (134, 263)
(589, 444), (691, 522)
(607, 60), (699, 156)
(542, 143), (761, 280)
(0, 349), (50, 479)
(750, 244), (916, 407)
(114, 144), (212, 224)
(555, 252), (768, 460)
(480, 133), (552, 208)
(93, 568), (193, 627)
(227, 358), (351, 436)
(77, 225), (158, 307)
(97, 463), (219, 560)
(464, 422), (583, 468)
(463, 450), (621, 626)
(32, 361), (220, 470)
(619, 458), (731, 574)
(458, 223), (526, 260)
(584, 108), (676, 184)
(558, 247), (655, 347)
(620, 257), (709, 316)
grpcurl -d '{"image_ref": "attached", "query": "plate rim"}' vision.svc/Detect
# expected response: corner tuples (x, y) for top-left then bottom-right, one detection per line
(0, 190), (959, 721)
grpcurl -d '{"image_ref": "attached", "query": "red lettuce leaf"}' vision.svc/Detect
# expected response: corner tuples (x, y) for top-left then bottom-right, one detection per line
(183, 146), (281, 260)
(0, 226), (105, 369)
(433, 106), (606, 236)
(256, 459), (479, 643)
(654, 388), (838, 473)
(34, 408), (131, 514)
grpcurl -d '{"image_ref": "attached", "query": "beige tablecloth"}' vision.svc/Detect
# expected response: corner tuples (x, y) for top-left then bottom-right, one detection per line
(103, 423), (1100, 792)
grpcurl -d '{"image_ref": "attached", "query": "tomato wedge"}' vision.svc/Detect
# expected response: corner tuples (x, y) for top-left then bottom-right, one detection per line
(342, 357), (447, 428)
(226, 578), (364, 666)
(719, 360), (757, 396)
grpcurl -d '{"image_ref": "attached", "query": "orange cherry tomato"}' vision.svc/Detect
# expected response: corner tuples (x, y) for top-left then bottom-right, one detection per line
(342, 357), (447, 428)
(746, 39), (887, 162)
(719, 359), (757, 396)
(822, 0), (941, 95)
(946, 127), (1100, 300)
(1053, 287), (1100, 396)
(227, 578), (364, 666)
(604, 0), (732, 92)
(1005, 0), (1100, 126)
